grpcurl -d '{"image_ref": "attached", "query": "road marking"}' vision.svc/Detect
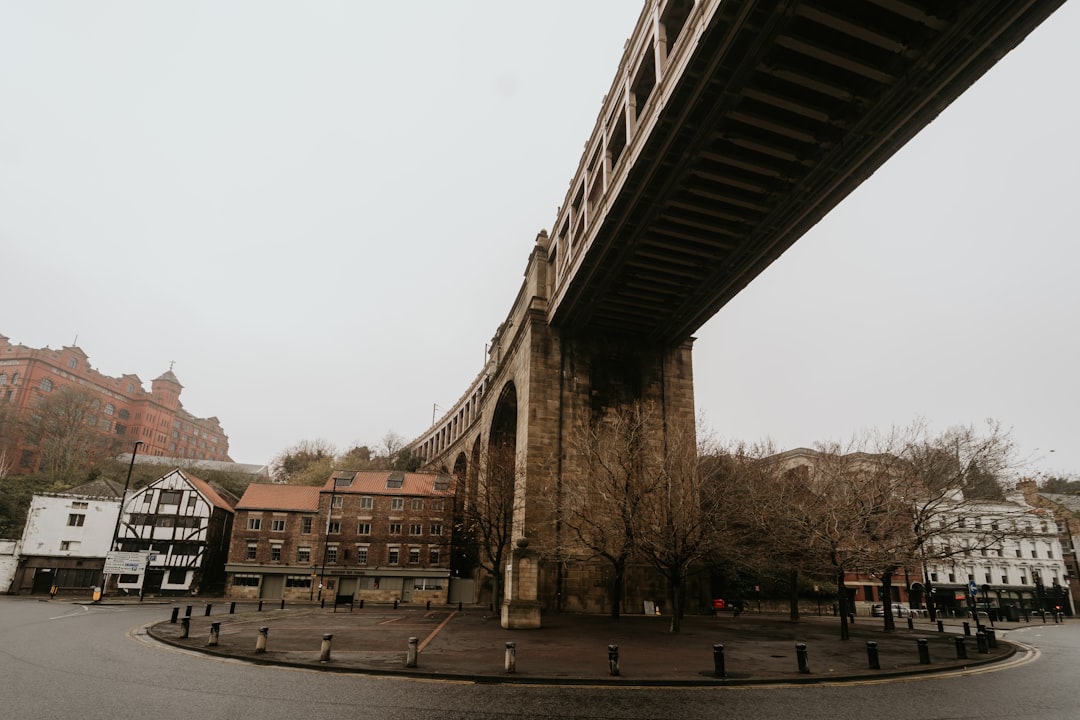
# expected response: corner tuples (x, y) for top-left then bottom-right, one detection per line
(417, 610), (457, 653)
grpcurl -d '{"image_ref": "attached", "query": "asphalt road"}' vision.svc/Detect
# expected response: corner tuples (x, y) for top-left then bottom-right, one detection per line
(1, 596), (1076, 720)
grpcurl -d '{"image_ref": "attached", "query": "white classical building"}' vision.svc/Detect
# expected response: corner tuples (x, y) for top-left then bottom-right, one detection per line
(924, 490), (1070, 616)
(7, 478), (123, 595)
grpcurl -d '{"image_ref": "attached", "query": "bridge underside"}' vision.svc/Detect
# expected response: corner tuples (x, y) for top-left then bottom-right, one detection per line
(552, 0), (1065, 344)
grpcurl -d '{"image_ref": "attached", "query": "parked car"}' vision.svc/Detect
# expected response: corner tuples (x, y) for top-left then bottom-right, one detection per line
(871, 603), (911, 617)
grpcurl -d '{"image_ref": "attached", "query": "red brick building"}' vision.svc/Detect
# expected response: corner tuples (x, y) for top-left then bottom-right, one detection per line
(225, 471), (458, 605)
(0, 334), (231, 474)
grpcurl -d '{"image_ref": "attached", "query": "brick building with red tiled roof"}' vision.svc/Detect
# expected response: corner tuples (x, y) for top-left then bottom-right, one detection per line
(225, 471), (458, 605)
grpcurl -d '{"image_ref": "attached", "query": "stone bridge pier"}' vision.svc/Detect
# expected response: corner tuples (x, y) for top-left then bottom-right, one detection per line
(412, 233), (696, 628)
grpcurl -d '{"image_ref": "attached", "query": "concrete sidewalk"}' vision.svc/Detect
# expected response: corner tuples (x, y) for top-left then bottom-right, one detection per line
(141, 601), (1037, 685)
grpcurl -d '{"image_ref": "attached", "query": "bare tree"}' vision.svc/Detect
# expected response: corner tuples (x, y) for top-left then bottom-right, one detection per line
(458, 441), (520, 611)
(23, 385), (116, 485)
(885, 419), (1020, 621)
(551, 403), (657, 619)
(630, 406), (724, 633)
(270, 439), (337, 484)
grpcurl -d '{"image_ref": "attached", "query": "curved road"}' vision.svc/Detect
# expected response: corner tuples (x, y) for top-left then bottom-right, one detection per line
(1, 597), (1075, 720)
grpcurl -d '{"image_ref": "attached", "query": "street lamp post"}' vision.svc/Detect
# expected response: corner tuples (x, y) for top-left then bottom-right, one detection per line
(100, 440), (143, 601)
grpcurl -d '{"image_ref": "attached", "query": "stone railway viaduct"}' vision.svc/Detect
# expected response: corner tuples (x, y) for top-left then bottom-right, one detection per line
(404, 0), (1066, 627)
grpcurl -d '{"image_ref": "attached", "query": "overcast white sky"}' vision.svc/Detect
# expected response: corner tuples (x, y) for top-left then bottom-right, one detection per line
(2, 2), (1077, 478)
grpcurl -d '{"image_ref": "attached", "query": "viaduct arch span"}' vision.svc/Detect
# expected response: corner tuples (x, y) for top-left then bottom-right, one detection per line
(407, 0), (1066, 627)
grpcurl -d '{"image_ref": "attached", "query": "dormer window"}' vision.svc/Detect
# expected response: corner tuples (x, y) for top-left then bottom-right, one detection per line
(386, 472), (405, 489)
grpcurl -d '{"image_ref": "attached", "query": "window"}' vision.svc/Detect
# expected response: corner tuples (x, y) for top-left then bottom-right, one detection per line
(432, 500), (445, 511)
(271, 519), (286, 532)
(391, 497), (404, 511)
(331, 495), (343, 509)
(187, 496), (197, 510)
(429, 548), (440, 565)
(1032, 549), (1039, 558)
(410, 524), (423, 536)
(71, 501), (88, 509)
(389, 523), (402, 535)
(40, 378), (53, 392)
(233, 574), (259, 587)
(326, 546), (338, 564)
(246, 542), (258, 560)
(388, 547), (399, 565)
(160, 490), (182, 505)
(67, 513), (85, 527)
(356, 546), (369, 565)
(408, 547), (420, 564)
(270, 545), (281, 561)
(930, 572), (939, 582)
(297, 547), (311, 563)
(60, 540), (78, 551)
(301, 517), (312, 534)
(104, 403), (115, 416)
(286, 575), (312, 588)
(411, 498), (424, 511)
(247, 518), (262, 531)
(327, 521), (341, 534)
(357, 523), (371, 535)
(1002, 575), (1009, 584)
(386, 473), (404, 489)
(167, 569), (186, 584)
(1020, 574), (1028, 584)
(430, 523), (443, 536)
(360, 496), (373, 509)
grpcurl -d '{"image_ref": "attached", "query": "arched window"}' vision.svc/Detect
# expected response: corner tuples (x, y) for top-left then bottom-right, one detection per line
(39, 378), (53, 392)
(104, 403), (115, 416)
(0, 373), (6, 385)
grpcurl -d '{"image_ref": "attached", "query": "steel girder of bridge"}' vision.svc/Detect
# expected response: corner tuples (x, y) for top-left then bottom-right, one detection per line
(547, 0), (1067, 345)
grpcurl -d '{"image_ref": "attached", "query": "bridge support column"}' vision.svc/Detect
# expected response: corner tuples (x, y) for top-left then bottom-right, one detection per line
(502, 538), (541, 629)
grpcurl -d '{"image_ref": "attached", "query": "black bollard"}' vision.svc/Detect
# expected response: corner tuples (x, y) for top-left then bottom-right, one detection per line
(976, 631), (988, 653)
(258, 600), (263, 612)
(608, 644), (620, 676)
(713, 643), (726, 678)
(796, 643), (810, 674)
(185, 604), (193, 618)
(955, 636), (967, 659)
(917, 638), (930, 664)
(170, 607), (179, 624)
(229, 601), (236, 614)
(866, 641), (880, 670)
(394, 599), (399, 610)
(907, 616), (914, 630)
(458, 601), (462, 611)
(985, 628), (997, 649)
(936, 619), (944, 632)
(321, 598), (325, 609)
(359, 599), (364, 609)
(205, 603), (212, 617)
(963, 621), (971, 636)
(179, 616), (190, 639)
(280, 598), (285, 610)
(426, 600), (431, 611)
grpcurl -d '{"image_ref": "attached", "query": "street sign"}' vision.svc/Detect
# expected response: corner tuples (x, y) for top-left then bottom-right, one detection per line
(969, 581), (978, 596)
(103, 551), (150, 575)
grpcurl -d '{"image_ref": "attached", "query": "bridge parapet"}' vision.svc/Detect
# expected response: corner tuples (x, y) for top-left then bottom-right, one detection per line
(548, 0), (708, 318)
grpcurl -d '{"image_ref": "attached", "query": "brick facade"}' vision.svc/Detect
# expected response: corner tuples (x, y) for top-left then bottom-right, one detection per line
(225, 471), (458, 605)
(0, 334), (231, 474)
